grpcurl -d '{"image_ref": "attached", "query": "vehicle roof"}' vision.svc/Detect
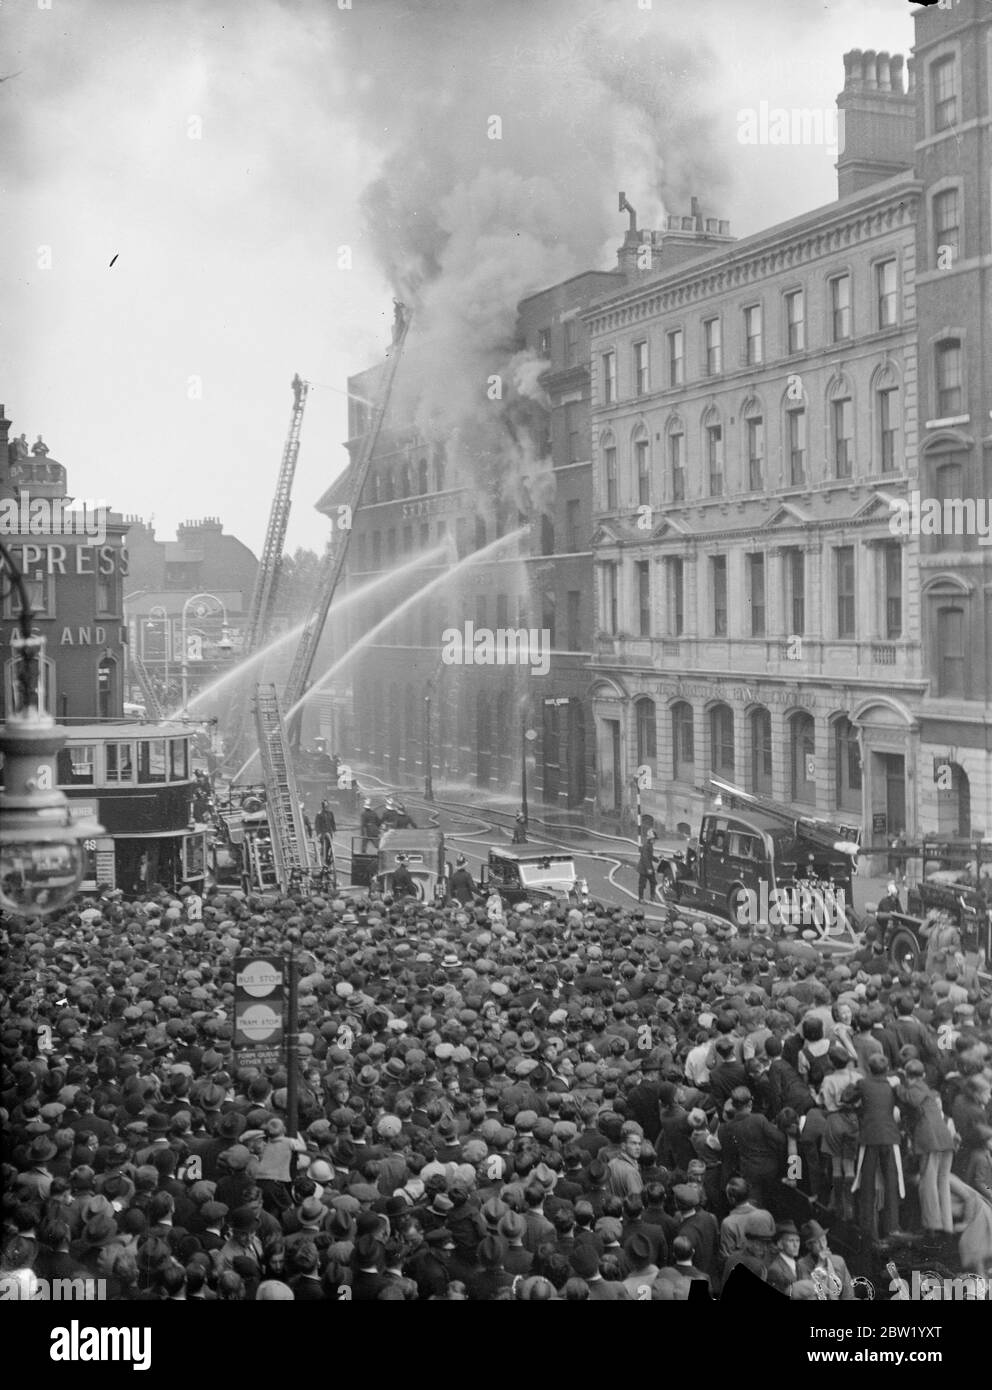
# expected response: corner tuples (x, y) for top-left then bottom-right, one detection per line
(380, 829), (444, 848)
(704, 809), (784, 835)
(489, 845), (575, 861)
(61, 722), (194, 740)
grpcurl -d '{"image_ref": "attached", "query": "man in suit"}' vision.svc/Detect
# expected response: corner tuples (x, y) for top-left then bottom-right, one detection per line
(673, 1183), (720, 1290)
(851, 1054), (905, 1239)
(798, 1220), (855, 1300)
(766, 1219), (802, 1295)
(721, 1088), (786, 1209)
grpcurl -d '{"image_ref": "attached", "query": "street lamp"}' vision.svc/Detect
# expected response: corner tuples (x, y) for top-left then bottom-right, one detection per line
(423, 692), (434, 802)
(520, 724), (538, 831)
(180, 593), (229, 714)
(145, 603), (170, 697)
(0, 541), (105, 915)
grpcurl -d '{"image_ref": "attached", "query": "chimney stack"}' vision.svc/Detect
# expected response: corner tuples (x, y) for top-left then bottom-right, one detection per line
(836, 48), (914, 198)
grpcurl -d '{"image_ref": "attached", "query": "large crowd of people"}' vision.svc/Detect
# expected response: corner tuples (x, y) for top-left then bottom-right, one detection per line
(2, 867), (991, 1301)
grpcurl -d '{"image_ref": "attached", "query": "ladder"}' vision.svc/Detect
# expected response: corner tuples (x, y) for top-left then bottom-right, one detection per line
(253, 683), (313, 890)
(225, 375), (308, 763)
(282, 309), (411, 718)
(708, 776), (862, 854)
(129, 650), (164, 720)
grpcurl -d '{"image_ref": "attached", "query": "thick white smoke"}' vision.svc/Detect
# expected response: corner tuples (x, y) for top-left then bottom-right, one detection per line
(332, 0), (733, 506)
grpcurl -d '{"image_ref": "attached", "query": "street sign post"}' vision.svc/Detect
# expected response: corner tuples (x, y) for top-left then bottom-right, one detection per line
(233, 955), (285, 1068)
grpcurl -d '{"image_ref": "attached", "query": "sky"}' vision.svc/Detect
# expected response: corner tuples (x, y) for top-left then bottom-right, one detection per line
(0, 0), (916, 558)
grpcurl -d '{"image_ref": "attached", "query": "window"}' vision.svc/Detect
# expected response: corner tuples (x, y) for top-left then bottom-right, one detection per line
(355, 534), (367, 571)
(672, 701), (694, 782)
(788, 549), (806, 635)
(636, 698), (657, 765)
(633, 340), (649, 395)
(380, 470), (393, 502)
(876, 259), (897, 328)
(604, 445), (618, 510)
(668, 557), (685, 636)
(712, 555), (728, 636)
(170, 737), (189, 781)
(934, 462), (963, 551)
(832, 718), (861, 812)
(750, 709), (773, 795)
(747, 554), (765, 636)
(884, 543), (902, 639)
(746, 414), (764, 491)
(566, 498), (581, 552)
(433, 454), (446, 492)
(878, 386), (899, 472)
(785, 289), (805, 353)
(669, 426), (685, 502)
(538, 327), (551, 358)
(371, 531), (382, 568)
(710, 704), (735, 778)
(706, 423), (724, 496)
(138, 739), (167, 784)
(106, 741), (134, 783)
(832, 397), (853, 478)
(602, 351), (617, 404)
(790, 713), (816, 804)
(564, 317), (580, 367)
(931, 55), (957, 132)
(564, 400), (586, 463)
(668, 329), (684, 386)
(3, 569), (51, 619)
(57, 745), (95, 785)
(787, 406), (806, 485)
(635, 435), (650, 505)
(541, 591), (556, 647)
(419, 522), (430, 550)
(435, 519), (447, 542)
(933, 188), (960, 267)
(744, 304), (763, 365)
(386, 527), (397, 558)
(936, 606), (965, 697)
(96, 577), (115, 615)
(602, 562), (618, 633)
(540, 513), (555, 555)
(636, 560), (651, 637)
(703, 317), (722, 375)
(836, 546), (855, 638)
(402, 524), (413, 553)
(830, 274), (851, 342)
(566, 590), (581, 650)
(935, 339), (963, 417)
(474, 516), (487, 549)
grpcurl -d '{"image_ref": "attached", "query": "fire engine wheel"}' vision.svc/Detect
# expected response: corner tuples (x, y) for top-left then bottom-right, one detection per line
(888, 926), (922, 973)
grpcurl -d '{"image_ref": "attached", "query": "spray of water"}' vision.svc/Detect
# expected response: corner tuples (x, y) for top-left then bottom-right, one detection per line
(174, 544), (452, 720)
(231, 528), (527, 783)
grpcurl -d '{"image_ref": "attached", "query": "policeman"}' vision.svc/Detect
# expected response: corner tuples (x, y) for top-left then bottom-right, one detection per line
(449, 854), (476, 905)
(360, 799), (381, 852)
(512, 811), (527, 845)
(637, 831), (657, 903)
(314, 800), (337, 866)
(391, 854), (417, 899)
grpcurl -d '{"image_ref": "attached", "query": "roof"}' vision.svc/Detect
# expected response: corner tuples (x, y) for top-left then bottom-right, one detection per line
(489, 846), (576, 862)
(380, 829), (444, 849)
(61, 722), (196, 740)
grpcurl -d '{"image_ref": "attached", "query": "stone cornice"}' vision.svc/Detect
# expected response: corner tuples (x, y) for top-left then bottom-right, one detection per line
(582, 182), (922, 336)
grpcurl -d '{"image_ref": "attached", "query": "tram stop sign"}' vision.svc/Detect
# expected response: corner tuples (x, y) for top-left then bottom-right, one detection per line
(234, 955), (285, 1067)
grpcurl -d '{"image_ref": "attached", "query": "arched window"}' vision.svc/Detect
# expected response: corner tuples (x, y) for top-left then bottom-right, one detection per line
(749, 707), (772, 795)
(380, 469), (393, 502)
(783, 381), (808, 487)
(672, 702), (694, 783)
(433, 453), (446, 493)
(935, 605), (966, 696)
(827, 373), (854, 480)
(702, 406), (723, 496)
(568, 703), (587, 806)
(601, 432), (617, 510)
(872, 363), (900, 473)
(667, 416), (685, 502)
(398, 463), (412, 498)
(833, 716), (861, 812)
(936, 761), (970, 839)
(417, 457), (429, 495)
(635, 697), (656, 769)
(709, 703), (734, 779)
(934, 338), (963, 417)
(368, 472), (380, 504)
(742, 397), (764, 492)
(933, 462), (964, 552)
(632, 426), (650, 507)
(789, 711), (815, 804)
(474, 516), (487, 550)
(540, 513), (555, 555)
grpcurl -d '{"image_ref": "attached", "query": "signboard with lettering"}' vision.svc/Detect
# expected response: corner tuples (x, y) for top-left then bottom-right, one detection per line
(234, 954), (284, 1068)
(872, 813), (887, 836)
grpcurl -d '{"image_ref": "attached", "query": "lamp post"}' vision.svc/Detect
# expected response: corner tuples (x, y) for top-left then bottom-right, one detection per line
(145, 604), (170, 699)
(423, 693), (434, 802)
(521, 723), (538, 831)
(0, 541), (105, 915)
(181, 593), (229, 714)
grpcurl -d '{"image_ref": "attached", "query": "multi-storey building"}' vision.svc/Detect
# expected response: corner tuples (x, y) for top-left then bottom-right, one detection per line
(311, 214), (733, 810)
(584, 0), (990, 851)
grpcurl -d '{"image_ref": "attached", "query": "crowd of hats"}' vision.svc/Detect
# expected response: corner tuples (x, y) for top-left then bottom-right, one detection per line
(1, 878), (990, 1300)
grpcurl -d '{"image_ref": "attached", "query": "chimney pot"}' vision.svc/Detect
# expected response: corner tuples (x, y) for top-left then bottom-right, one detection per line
(863, 50), (877, 90)
(889, 54), (905, 94)
(843, 50), (862, 89)
(681, 215), (694, 231)
(690, 196), (701, 226)
(719, 219), (730, 235)
(906, 57), (915, 94)
(876, 52), (891, 92)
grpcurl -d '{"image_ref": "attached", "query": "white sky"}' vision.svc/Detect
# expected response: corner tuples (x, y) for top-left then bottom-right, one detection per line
(1, 0), (915, 557)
